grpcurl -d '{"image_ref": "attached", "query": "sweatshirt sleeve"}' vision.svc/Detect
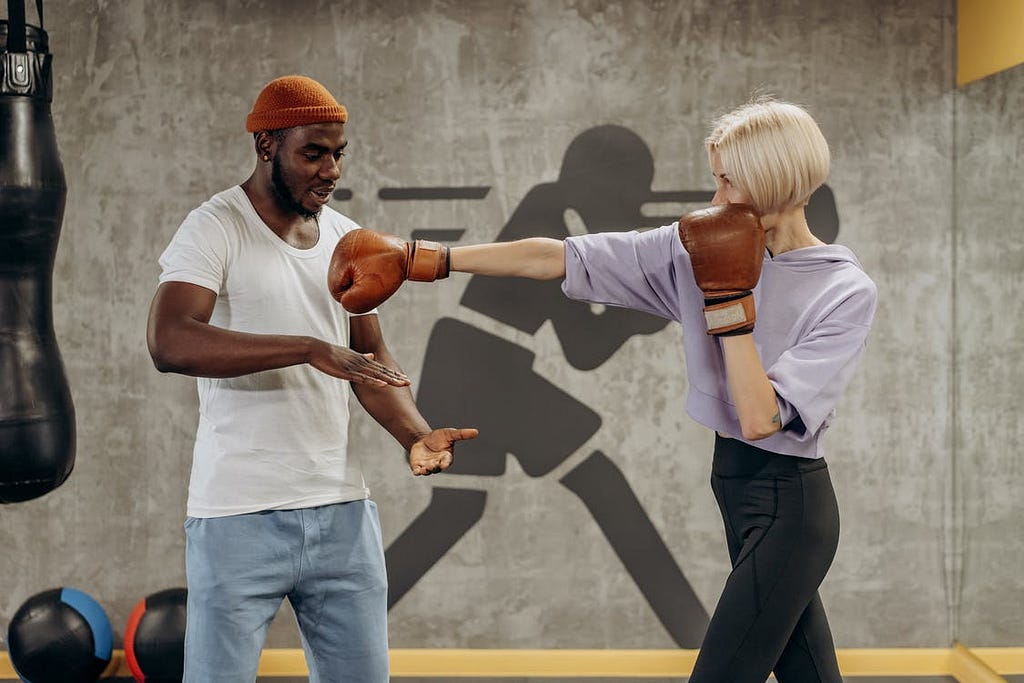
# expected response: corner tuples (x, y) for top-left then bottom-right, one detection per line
(561, 224), (684, 321)
(769, 277), (878, 436)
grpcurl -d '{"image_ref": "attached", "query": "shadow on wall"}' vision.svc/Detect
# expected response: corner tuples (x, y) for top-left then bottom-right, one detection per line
(373, 125), (840, 648)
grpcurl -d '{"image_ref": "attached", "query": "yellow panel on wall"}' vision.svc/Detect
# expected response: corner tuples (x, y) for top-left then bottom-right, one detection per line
(958, 0), (1024, 85)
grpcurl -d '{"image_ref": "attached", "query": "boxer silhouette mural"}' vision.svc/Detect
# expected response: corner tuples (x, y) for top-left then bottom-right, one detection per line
(372, 125), (839, 647)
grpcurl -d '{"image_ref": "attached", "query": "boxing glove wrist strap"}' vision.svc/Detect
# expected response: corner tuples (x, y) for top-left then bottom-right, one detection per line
(703, 291), (755, 336)
(407, 240), (450, 281)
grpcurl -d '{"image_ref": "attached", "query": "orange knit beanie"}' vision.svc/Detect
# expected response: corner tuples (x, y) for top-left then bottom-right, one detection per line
(245, 76), (348, 132)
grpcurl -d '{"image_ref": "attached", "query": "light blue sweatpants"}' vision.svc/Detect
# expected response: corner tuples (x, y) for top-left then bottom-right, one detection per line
(183, 499), (389, 683)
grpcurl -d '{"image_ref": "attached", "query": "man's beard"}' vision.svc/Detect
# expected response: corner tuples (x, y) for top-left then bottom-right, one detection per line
(271, 154), (319, 220)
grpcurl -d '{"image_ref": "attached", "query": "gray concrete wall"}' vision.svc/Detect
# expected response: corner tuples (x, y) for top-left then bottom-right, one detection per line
(1, 0), (1017, 656)
(954, 60), (1024, 646)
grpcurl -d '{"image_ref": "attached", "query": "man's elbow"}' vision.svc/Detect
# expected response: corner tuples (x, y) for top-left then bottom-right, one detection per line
(148, 346), (180, 374)
(150, 355), (180, 374)
(147, 329), (188, 374)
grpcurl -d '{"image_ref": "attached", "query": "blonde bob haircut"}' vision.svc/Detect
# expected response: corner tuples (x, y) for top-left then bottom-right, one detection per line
(706, 98), (830, 215)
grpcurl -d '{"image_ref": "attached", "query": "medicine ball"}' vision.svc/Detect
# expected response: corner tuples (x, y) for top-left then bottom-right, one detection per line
(124, 587), (187, 682)
(6, 587), (112, 683)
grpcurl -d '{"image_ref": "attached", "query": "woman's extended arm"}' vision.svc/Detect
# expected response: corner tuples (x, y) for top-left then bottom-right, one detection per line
(449, 238), (565, 279)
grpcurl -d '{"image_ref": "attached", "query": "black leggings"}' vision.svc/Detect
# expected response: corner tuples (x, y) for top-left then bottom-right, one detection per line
(688, 435), (842, 683)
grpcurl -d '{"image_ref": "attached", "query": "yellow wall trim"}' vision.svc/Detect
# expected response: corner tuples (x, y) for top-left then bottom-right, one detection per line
(949, 642), (1009, 683)
(958, 0), (1024, 85)
(971, 647), (1024, 674)
(0, 646), (1019, 679)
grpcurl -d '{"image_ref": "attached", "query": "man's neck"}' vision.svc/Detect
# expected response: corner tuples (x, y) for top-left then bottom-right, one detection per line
(241, 175), (319, 248)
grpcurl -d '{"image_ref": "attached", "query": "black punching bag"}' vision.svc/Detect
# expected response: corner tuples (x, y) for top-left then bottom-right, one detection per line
(0, 0), (75, 503)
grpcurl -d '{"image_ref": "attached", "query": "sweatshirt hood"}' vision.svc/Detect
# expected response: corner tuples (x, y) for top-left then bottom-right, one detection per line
(767, 244), (865, 272)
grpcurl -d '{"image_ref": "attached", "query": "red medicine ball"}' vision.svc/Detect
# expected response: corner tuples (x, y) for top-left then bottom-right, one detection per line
(124, 588), (187, 682)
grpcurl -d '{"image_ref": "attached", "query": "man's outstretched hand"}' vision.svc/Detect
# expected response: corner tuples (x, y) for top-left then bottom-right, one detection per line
(409, 428), (479, 476)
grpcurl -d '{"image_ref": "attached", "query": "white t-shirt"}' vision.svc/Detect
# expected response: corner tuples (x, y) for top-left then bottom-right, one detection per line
(159, 185), (373, 518)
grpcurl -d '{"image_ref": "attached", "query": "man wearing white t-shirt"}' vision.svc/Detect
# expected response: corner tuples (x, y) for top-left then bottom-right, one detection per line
(146, 75), (476, 683)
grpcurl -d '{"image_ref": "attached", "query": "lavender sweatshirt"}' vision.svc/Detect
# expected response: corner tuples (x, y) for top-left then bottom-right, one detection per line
(562, 223), (877, 459)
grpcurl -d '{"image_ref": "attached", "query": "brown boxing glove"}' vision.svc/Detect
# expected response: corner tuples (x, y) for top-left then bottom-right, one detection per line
(677, 204), (765, 336)
(328, 229), (449, 314)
